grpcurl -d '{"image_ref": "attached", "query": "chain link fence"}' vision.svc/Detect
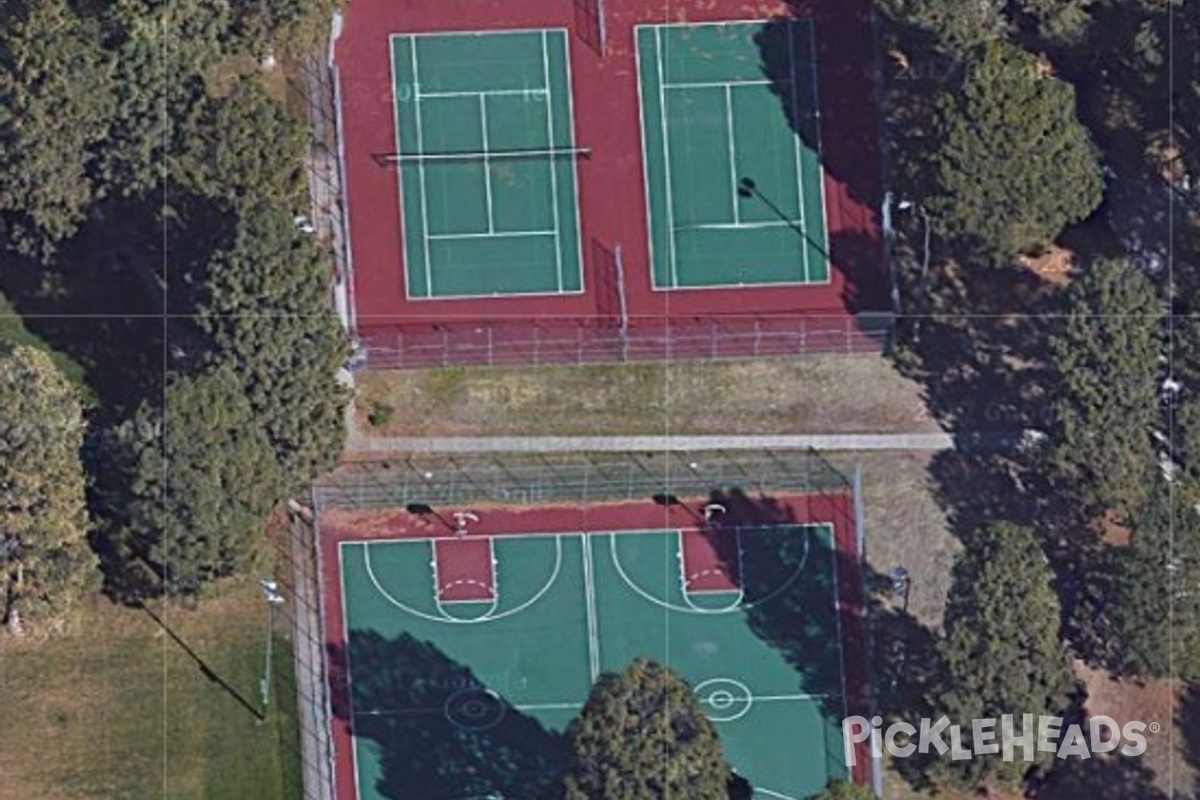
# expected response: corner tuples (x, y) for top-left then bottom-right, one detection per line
(353, 313), (893, 370)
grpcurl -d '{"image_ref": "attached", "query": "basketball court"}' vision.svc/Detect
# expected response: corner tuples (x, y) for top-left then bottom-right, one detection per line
(637, 20), (830, 289)
(389, 30), (584, 299)
(338, 521), (850, 800)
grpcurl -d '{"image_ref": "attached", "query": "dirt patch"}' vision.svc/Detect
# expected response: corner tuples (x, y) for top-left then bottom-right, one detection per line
(1070, 663), (1192, 793)
(1018, 246), (1075, 289)
(1097, 509), (1132, 546)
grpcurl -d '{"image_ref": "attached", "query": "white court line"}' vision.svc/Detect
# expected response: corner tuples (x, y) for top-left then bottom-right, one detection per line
(541, 30), (564, 292)
(664, 78), (777, 90)
(388, 37), (414, 307)
(400, 27), (563, 39)
(787, 21), (810, 282)
(488, 535), (498, 602)
(429, 537), (442, 608)
(418, 88), (548, 99)
(580, 535), (601, 681)
(561, 30), (585, 294)
(675, 221), (800, 231)
(479, 94), (495, 234)
(336, 542), (365, 800)
(677, 529), (744, 613)
(654, 27), (679, 288)
(426, 230), (556, 241)
(408, 40), (434, 297)
(632, 28), (659, 290)
(360, 537), (564, 625)
(725, 84), (739, 225)
(826, 523), (851, 723)
(513, 701), (585, 711)
(806, 19), (832, 279)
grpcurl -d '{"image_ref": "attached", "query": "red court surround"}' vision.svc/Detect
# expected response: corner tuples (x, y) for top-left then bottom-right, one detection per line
(334, 0), (888, 366)
(320, 490), (872, 796)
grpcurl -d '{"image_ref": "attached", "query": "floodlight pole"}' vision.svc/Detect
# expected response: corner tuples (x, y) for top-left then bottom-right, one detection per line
(896, 200), (932, 344)
(259, 579), (285, 711)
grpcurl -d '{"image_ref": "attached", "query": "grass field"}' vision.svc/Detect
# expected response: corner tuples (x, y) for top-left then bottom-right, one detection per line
(353, 356), (936, 438)
(0, 579), (301, 800)
(0, 292), (89, 393)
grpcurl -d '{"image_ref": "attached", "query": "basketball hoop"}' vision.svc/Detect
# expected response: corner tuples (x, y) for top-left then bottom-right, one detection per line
(452, 511), (480, 538)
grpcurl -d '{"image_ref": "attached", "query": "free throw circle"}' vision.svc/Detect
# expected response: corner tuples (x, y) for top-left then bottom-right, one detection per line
(444, 688), (506, 731)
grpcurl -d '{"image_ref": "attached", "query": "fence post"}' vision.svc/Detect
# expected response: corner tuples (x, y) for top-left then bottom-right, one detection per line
(614, 244), (630, 363)
(487, 325), (494, 367)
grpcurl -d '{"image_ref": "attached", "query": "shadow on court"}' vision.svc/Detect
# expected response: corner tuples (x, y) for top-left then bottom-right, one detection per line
(696, 485), (947, 788)
(329, 631), (568, 800)
(755, 1), (892, 316)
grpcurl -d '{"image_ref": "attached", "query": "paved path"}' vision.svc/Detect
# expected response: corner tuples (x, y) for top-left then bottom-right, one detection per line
(347, 431), (1025, 454)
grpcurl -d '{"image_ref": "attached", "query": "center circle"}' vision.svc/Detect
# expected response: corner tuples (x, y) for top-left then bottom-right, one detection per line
(444, 688), (506, 731)
(710, 690), (735, 709)
(694, 678), (754, 723)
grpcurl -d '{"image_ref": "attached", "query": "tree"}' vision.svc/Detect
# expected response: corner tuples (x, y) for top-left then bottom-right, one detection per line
(1048, 260), (1161, 515)
(0, 344), (95, 635)
(933, 40), (1103, 261)
(561, 659), (738, 800)
(95, 0), (194, 198)
(201, 204), (349, 491)
(175, 76), (307, 207)
(934, 522), (1076, 792)
(811, 780), (875, 800)
(875, 0), (1007, 56)
(1108, 485), (1200, 681)
(1016, 0), (1097, 43)
(0, 0), (115, 258)
(110, 367), (279, 597)
(229, 0), (332, 54)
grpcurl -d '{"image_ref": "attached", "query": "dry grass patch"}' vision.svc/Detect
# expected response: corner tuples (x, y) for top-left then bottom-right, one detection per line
(0, 579), (300, 800)
(353, 355), (937, 438)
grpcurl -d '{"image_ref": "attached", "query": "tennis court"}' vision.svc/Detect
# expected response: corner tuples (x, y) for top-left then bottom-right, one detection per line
(339, 523), (849, 800)
(637, 20), (829, 289)
(390, 30), (583, 299)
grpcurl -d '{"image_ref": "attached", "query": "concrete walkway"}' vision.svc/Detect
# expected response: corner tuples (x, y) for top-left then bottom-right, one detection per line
(346, 430), (1025, 454)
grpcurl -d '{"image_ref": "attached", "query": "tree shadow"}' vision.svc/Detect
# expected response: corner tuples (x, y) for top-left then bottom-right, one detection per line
(328, 631), (568, 800)
(695, 484), (945, 789)
(1032, 752), (1175, 800)
(1180, 682), (1200, 799)
(754, 0), (891, 317)
(0, 191), (232, 421)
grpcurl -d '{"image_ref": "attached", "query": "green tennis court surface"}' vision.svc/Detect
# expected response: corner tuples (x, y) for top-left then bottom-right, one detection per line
(391, 30), (583, 298)
(341, 525), (849, 800)
(637, 21), (829, 289)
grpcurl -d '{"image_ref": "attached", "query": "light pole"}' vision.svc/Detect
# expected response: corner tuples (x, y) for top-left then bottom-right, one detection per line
(896, 200), (932, 343)
(259, 579), (285, 711)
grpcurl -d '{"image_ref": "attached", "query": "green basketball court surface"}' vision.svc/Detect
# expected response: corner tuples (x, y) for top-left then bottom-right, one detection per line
(390, 30), (583, 299)
(340, 525), (849, 800)
(637, 20), (830, 289)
